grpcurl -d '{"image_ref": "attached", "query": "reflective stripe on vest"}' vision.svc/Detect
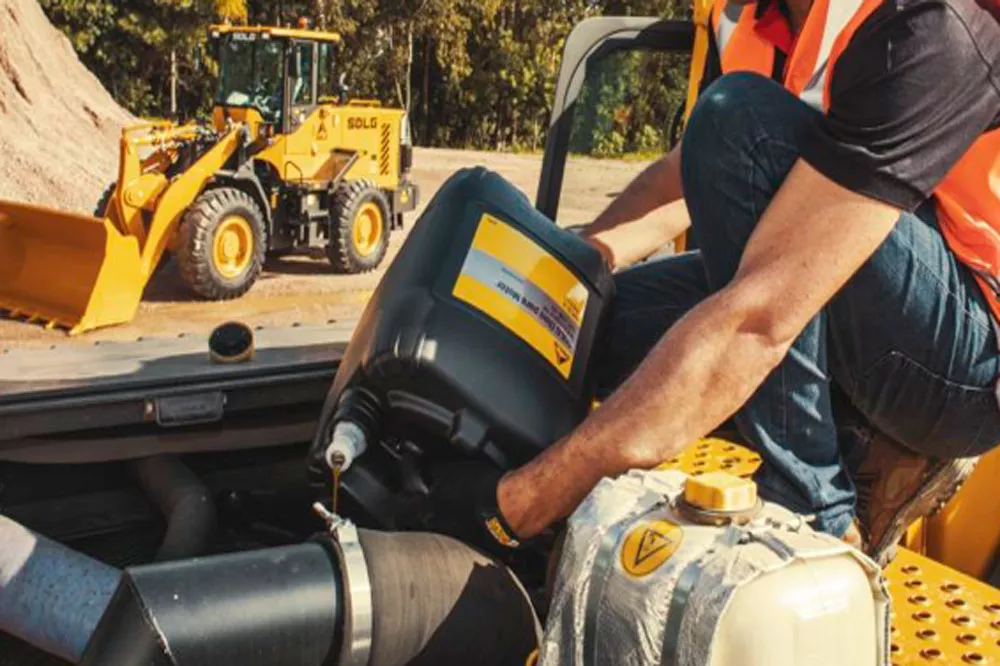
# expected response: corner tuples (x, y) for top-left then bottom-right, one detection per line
(714, 1), (743, 53)
(798, 0), (867, 108)
(708, 0), (1000, 323)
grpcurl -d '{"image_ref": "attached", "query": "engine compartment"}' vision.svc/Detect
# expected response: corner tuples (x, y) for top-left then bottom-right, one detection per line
(0, 170), (609, 665)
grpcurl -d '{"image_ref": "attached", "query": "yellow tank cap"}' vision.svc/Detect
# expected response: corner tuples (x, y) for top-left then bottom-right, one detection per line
(684, 471), (758, 512)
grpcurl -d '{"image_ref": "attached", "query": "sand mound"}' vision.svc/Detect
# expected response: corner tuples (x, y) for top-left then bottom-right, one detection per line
(0, 0), (133, 213)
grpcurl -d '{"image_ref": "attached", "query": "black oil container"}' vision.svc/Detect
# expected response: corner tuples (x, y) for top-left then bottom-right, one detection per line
(326, 168), (614, 466)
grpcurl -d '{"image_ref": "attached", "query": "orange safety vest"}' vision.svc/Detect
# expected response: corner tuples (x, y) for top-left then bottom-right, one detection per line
(711, 0), (1000, 320)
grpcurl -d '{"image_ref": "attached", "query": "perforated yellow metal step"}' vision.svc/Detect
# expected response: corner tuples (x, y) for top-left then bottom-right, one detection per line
(888, 549), (1000, 665)
(658, 436), (763, 479)
(660, 438), (1000, 666)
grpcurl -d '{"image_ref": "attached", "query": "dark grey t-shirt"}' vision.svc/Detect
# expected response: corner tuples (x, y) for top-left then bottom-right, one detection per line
(703, 0), (1000, 210)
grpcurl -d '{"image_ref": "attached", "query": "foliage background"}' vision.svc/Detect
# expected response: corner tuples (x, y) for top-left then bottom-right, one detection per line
(40, 0), (692, 154)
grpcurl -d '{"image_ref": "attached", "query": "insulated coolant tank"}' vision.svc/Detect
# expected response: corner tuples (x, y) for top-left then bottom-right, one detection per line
(540, 470), (890, 666)
(328, 167), (615, 465)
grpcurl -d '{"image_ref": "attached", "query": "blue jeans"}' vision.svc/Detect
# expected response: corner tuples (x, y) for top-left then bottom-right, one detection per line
(595, 73), (1000, 537)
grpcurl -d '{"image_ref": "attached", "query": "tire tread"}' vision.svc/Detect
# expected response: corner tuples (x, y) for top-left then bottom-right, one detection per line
(176, 187), (266, 300)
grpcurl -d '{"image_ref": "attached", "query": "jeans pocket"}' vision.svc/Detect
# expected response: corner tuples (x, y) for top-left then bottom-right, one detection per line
(853, 351), (1000, 458)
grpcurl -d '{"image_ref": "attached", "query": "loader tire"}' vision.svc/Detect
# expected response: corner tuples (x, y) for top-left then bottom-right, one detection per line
(177, 188), (266, 300)
(93, 182), (117, 217)
(327, 180), (391, 274)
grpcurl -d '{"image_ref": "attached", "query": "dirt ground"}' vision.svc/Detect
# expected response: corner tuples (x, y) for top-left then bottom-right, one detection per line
(0, 147), (648, 349)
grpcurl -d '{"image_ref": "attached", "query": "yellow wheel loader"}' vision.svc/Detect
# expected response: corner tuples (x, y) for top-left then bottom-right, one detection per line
(0, 24), (418, 335)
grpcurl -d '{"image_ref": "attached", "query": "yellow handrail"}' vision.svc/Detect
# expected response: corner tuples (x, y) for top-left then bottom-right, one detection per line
(675, 0), (714, 253)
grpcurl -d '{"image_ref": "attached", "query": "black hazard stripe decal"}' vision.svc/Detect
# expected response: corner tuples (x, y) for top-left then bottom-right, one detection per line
(460, 248), (581, 355)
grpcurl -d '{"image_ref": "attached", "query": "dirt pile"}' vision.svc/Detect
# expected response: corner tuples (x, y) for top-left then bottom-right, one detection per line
(0, 0), (132, 213)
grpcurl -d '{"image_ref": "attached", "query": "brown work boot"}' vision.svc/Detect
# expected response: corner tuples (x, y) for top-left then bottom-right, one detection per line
(852, 431), (978, 566)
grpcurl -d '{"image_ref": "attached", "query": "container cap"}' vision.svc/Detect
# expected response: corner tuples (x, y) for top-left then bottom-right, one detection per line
(684, 472), (758, 512)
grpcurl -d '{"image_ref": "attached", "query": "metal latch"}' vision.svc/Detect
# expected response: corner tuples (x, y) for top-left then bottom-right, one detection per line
(148, 391), (226, 427)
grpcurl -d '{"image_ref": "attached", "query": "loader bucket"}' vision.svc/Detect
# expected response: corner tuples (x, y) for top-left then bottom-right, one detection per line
(0, 200), (145, 335)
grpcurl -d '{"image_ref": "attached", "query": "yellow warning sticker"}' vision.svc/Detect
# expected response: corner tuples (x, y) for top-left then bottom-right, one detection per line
(452, 214), (590, 379)
(620, 520), (684, 577)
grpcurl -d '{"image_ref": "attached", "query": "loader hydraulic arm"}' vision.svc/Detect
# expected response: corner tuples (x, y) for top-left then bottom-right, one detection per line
(110, 122), (204, 242)
(131, 126), (247, 278)
(109, 121), (248, 279)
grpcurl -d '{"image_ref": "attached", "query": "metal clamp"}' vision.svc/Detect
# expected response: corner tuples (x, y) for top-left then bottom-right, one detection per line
(312, 503), (373, 666)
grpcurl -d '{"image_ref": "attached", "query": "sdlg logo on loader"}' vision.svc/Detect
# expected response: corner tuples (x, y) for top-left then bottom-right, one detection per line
(348, 116), (378, 130)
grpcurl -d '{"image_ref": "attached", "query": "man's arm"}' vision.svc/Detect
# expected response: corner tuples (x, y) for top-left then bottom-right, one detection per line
(581, 26), (724, 269)
(498, 160), (901, 537)
(583, 145), (691, 269)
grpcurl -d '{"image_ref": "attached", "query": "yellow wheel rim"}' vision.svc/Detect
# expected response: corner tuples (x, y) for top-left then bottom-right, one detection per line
(213, 215), (254, 279)
(352, 202), (384, 257)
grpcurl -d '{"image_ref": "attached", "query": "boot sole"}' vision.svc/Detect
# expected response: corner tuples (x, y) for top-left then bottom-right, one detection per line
(869, 457), (979, 567)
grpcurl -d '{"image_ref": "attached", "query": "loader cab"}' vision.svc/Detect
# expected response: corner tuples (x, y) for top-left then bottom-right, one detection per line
(210, 25), (341, 137)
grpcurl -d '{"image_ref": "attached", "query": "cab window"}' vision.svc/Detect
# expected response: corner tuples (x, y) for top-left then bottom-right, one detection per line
(318, 43), (336, 100)
(290, 42), (314, 106)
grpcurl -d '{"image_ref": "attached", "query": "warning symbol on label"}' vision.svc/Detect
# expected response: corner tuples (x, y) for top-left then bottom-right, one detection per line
(553, 343), (570, 367)
(620, 520), (684, 577)
(635, 530), (669, 566)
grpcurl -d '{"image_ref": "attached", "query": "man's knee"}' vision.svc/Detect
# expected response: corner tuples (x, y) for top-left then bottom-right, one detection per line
(680, 72), (815, 189)
(682, 73), (780, 162)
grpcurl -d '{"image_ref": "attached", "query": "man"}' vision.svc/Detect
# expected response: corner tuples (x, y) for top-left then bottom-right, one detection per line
(435, 0), (1000, 565)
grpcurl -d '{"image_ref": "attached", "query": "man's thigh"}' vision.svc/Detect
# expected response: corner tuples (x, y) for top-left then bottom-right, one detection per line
(829, 202), (1000, 458)
(595, 251), (710, 397)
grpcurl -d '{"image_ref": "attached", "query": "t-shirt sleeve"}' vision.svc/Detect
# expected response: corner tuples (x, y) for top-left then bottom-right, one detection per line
(800, 3), (1000, 211)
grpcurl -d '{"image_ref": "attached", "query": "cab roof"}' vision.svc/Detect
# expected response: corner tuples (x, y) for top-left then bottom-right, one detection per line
(210, 25), (341, 44)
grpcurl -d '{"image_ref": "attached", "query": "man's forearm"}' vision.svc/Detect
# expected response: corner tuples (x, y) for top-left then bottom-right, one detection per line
(497, 283), (789, 537)
(587, 200), (692, 270)
(587, 145), (684, 236)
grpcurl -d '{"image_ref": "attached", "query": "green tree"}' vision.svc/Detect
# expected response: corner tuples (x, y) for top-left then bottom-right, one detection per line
(42, 0), (698, 153)
(41, 0), (250, 117)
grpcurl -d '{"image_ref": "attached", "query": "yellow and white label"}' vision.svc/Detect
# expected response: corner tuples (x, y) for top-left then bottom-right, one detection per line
(453, 214), (589, 379)
(620, 520), (684, 577)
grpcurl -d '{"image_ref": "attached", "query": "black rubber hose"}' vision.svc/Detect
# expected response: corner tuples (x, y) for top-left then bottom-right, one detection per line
(131, 455), (216, 561)
(360, 530), (540, 666)
(78, 531), (539, 666)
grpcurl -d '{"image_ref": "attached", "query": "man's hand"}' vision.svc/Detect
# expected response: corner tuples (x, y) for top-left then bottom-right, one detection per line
(423, 461), (525, 558)
(498, 160), (902, 539)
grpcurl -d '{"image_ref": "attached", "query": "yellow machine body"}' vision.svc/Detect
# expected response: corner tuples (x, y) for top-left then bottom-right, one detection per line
(211, 24), (342, 43)
(231, 102), (407, 192)
(901, 448), (1000, 580)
